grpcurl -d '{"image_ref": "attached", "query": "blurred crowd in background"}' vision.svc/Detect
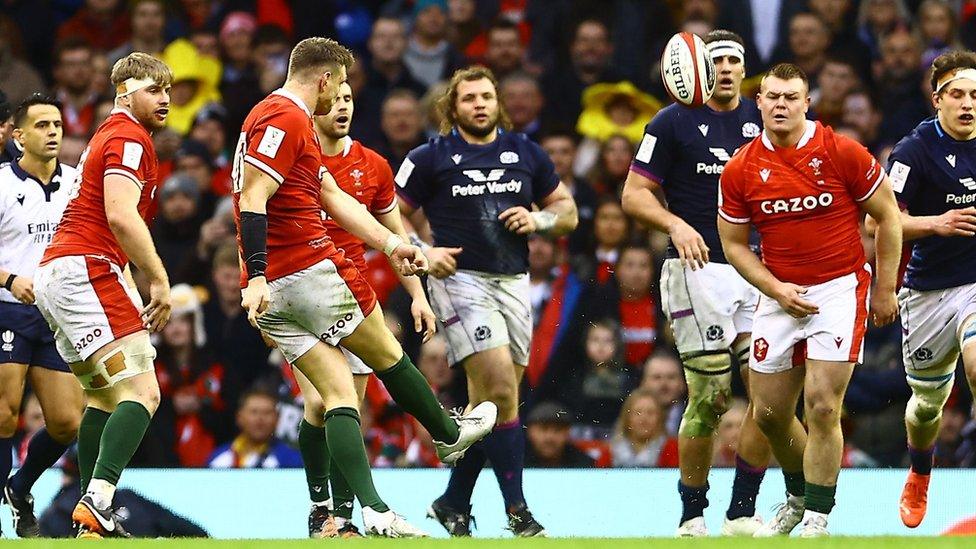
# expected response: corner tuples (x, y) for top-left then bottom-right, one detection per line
(1, 0), (976, 471)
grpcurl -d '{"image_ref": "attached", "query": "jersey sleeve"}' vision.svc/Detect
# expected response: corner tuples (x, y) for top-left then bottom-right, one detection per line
(525, 139), (560, 203)
(103, 134), (151, 189)
(835, 134), (885, 202)
(394, 143), (434, 208)
(718, 155), (750, 223)
(629, 110), (675, 185)
(886, 137), (922, 209)
(370, 153), (398, 215)
(242, 110), (306, 185)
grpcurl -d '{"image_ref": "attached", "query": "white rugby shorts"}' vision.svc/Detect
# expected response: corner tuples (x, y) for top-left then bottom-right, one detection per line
(427, 269), (532, 367)
(33, 255), (145, 363)
(899, 282), (976, 372)
(749, 265), (872, 373)
(660, 259), (759, 357)
(257, 258), (377, 364)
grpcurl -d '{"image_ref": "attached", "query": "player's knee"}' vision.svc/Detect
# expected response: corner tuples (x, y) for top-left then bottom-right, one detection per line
(483, 382), (518, 416)
(46, 411), (81, 443)
(906, 374), (953, 425)
(303, 392), (326, 423)
(752, 403), (789, 435)
(805, 395), (841, 428)
(678, 355), (733, 437)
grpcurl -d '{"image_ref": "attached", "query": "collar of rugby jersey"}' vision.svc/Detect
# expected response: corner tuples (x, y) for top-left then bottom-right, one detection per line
(272, 88), (313, 118)
(761, 119), (816, 151)
(11, 158), (63, 201)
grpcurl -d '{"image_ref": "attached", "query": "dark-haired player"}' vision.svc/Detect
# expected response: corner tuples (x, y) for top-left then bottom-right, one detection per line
(622, 31), (770, 537)
(876, 50), (976, 529)
(0, 94), (82, 538)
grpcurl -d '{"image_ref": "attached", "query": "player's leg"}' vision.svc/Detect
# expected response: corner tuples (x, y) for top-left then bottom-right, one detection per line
(750, 365), (807, 537)
(341, 305), (496, 458)
(292, 365), (337, 538)
(5, 364), (83, 538)
(0, 360), (28, 531)
(723, 335), (772, 535)
(798, 359), (855, 536)
(327, 372), (370, 537)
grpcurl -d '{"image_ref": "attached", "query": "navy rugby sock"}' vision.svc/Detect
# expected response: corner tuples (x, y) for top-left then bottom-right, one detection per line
(481, 419), (526, 513)
(442, 442), (487, 510)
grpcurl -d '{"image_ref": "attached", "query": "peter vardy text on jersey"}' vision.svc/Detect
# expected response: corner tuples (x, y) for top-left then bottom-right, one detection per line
(452, 179), (523, 197)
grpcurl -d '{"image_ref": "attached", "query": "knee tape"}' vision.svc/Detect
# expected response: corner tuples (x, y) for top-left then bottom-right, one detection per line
(679, 352), (734, 437)
(72, 337), (156, 391)
(732, 338), (751, 369)
(960, 313), (976, 352)
(906, 372), (954, 425)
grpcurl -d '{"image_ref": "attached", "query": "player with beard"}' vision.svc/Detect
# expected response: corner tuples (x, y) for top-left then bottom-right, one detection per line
(621, 30), (771, 537)
(397, 66), (578, 537)
(292, 81), (438, 538)
(235, 39), (495, 538)
(32, 52), (174, 538)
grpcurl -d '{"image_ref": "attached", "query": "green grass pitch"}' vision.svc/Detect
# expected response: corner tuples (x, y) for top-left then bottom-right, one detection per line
(0, 537), (972, 548)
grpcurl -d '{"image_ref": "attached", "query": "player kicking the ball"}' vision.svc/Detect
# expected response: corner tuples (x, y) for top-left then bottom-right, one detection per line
(868, 51), (976, 528)
(234, 38), (495, 538)
(32, 53), (174, 538)
(622, 30), (771, 537)
(293, 81), (438, 538)
(718, 63), (901, 537)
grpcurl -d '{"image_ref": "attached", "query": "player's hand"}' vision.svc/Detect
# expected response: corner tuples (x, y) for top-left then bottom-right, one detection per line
(142, 279), (172, 333)
(771, 282), (819, 318)
(259, 330), (278, 349)
(870, 287), (898, 326)
(426, 247), (463, 279)
(411, 298), (437, 343)
(241, 276), (271, 328)
(669, 219), (710, 270)
(390, 243), (428, 276)
(499, 206), (536, 235)
(9, 276), (34, 305)
(933, 208), (976, 237)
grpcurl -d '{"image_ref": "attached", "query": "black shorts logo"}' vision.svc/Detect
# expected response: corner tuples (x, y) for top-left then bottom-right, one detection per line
(474, 325), (492, 341)
(321, 312), (355, 341)
(705, 325), (724, 342)
(913, 347), (933, 362)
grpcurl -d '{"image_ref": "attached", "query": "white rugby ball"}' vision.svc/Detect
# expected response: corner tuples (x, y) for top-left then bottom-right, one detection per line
(661, 32), (716, 107)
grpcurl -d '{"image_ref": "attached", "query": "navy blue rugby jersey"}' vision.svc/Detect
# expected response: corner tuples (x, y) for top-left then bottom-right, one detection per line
(629, 100), (762, 262)
(890, 118), (976, 291)
(395, 129), (560, 274)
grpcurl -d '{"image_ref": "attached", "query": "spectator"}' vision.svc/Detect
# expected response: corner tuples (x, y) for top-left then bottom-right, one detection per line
(557, 319), (637, 437)
(483, 17), (525, 81)
(446, 0), (486, 59)
(587, 245), (659, 368)
(208, 388), (302, 468)
(640, 352), (687, 436)
(403, 0), (465, 89)
(842, 90), (885, 154)
(712, 398), (748, 468)
(218, 11), (262, 138)
(174, 138), (220, 217)
(188, 104), (232, 195)
(190, 27), (220, 59)
(811, 56), (861, 128)
(107, 0), (167, 66)
(355, 17), (428, 147)
(935, 405), (968, 468)
(874, 29), (930, 142)
(540, 131), (597, 255)
(576, 197), (630, 285)
(151, 173), (203, 281)
(524, 401), (596, 468)
(51, 39), (98, 146)
(251, 25), (291, 96)
(0, 91), (16, 163)
(917, 0), (963, 70)
(376, 89), (425, 171)
(161, 39), (222, 135)
(528, 235), (559, 326)
(575, 82), (660, 177)
(787, 12), (833, 87)
(151, 285), (237, 466)
(57, 0), (130, 52)
(583, 134), (633, 196)
(500, 71), (546, 141)
(610, 388), (679, 467)
(203, 244), (274, 391)
(856, 0), (911, 60)
(715, 0), (806, 72)
(542, 18), (620, 125)
(0, 28), (46, 107)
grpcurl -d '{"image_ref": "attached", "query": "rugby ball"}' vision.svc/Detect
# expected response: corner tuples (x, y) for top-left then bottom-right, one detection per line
(661, 32), (716, 107)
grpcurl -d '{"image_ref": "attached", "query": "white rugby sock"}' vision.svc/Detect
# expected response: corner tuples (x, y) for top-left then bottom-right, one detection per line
(86, 478), (116, 510)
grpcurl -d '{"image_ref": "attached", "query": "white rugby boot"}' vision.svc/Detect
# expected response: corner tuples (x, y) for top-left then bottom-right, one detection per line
(676, 516), (708, 537)
(362, 507), (429, 537)
(798, 511), (830, 537)
(434, 401), (498, 464)
(721, 514), (764, 536)
(753, 493), (804, 537)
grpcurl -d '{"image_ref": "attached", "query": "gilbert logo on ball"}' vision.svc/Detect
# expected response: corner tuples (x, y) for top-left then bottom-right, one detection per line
(661, 32), (716, 107)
